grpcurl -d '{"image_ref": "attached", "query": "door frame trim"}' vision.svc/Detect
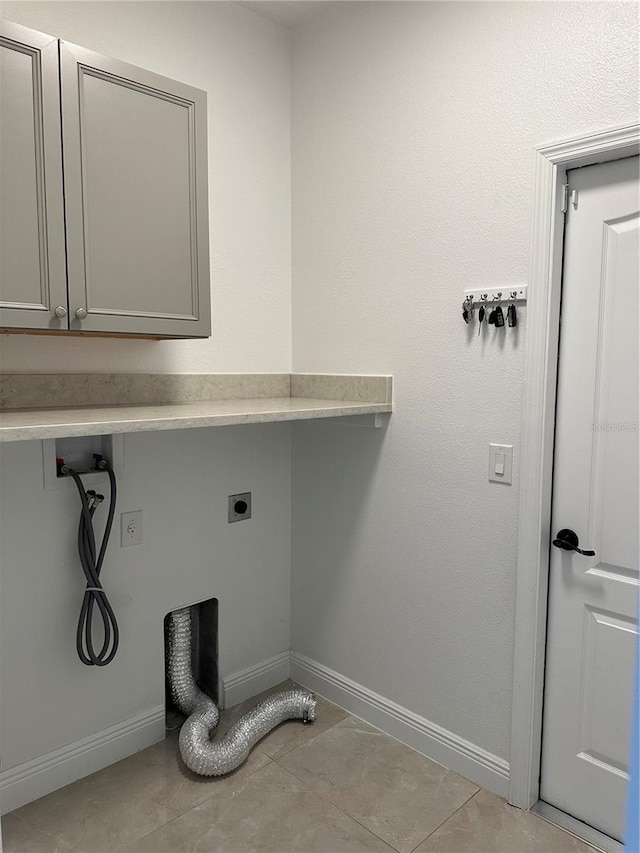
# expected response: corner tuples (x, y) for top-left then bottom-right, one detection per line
(508, 123), (640, 810)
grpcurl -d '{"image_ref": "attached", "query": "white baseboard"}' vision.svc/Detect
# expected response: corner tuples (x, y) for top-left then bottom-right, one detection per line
(0, 706), (165, 815)
(290, 652), (510, 798)
(222, 650), (291, 708)
(0, 653), (509, 816)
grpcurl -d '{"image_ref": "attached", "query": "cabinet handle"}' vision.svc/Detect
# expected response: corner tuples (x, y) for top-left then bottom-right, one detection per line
(54, 306), (67, 319)
(75, 307), (88, 320)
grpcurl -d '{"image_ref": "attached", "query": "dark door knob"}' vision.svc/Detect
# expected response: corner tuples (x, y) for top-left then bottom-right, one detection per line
(552, 528), (596, 557)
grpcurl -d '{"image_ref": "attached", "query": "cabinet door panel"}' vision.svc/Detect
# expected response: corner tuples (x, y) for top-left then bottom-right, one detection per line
(0, 21), (67, 330)
(60, 42), (210, 337)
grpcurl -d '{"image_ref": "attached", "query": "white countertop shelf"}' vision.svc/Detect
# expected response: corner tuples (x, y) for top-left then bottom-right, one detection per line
(0, 373), (393, 441)
(0, 396), (392, 442)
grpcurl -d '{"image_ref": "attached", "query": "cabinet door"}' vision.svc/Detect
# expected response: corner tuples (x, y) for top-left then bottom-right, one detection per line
(60, 42), (210, 338)
(0, 21), (68, 330)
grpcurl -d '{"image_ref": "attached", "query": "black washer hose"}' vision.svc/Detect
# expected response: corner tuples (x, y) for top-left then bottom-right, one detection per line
(65, 463), (119, 666)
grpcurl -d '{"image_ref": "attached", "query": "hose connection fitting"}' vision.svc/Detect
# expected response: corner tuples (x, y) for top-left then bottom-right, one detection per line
(302, 696), (317, 724)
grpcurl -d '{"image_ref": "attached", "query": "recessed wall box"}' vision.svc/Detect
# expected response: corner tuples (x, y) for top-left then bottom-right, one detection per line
(228, 492), (252, 522)
(42, 434), (124, 491)
(164, 597), (219, 730)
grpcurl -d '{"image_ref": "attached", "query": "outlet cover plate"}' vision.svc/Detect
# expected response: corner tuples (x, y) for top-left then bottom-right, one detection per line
(121, 510), (143, 546)
(228, 492), (251, 523)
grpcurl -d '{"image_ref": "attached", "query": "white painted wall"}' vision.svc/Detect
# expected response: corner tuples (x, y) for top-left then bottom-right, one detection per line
(290, 1), (639, 761)
(0, 0), (292, 373)
(2, 0), (638, 806)
(0, 424), (292, 768)
(0, 0), (293, 793)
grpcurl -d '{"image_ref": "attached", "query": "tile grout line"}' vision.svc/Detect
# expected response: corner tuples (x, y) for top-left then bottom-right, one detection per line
(113, 755), (278, 852)
(269, 721), (407, 853)
(113, 698), (352, 853)
(7, 691), (480, 853)
(265, 761), (398, 852)
(408, 788), (483, 853)
(312, 794), (400, 852)
(269, 713), (485, 853)
(265, 717), (389, 844)
(273, 757), (483, 853)
(259, 710), (353, 761)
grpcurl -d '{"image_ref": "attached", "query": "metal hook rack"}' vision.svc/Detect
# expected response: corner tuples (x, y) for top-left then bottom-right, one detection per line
(463, 285), (528, 305)
(462, 285), (526, 330)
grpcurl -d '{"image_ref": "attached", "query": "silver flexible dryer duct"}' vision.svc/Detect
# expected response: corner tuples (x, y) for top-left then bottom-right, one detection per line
(166, 607), (317, 776)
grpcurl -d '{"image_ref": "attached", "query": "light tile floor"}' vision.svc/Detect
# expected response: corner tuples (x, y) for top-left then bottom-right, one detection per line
(2, 681), (597, 853)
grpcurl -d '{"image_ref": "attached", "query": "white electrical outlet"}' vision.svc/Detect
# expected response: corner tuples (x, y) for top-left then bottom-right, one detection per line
(121, 510), (143, 547)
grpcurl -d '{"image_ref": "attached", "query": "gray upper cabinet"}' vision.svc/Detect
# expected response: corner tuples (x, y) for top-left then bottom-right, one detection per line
(0, 22), (211, 338)
(0, 21), (68, 331)
(60, 41), (210, 337)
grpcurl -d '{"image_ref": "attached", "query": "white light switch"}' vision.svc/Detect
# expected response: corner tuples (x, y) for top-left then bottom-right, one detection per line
(489, 444), (513, 484)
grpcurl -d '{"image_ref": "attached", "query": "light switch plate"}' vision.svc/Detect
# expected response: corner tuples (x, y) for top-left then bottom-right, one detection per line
(489, 443), (513, 484)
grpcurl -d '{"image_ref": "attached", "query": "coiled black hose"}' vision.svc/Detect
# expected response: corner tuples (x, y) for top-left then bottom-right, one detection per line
(65, 463), (119, 666)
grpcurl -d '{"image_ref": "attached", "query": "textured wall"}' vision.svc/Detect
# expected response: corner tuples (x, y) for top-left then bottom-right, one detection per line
(0, 424), (292, 769)
(0, 1), (293, 776)
(0, 0), (292, 373)
(2, 0), (638, 783)
(290, 1), (639, 760)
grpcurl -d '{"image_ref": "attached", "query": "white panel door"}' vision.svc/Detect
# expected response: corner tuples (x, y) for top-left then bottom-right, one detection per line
(540, 156), (639, 841)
